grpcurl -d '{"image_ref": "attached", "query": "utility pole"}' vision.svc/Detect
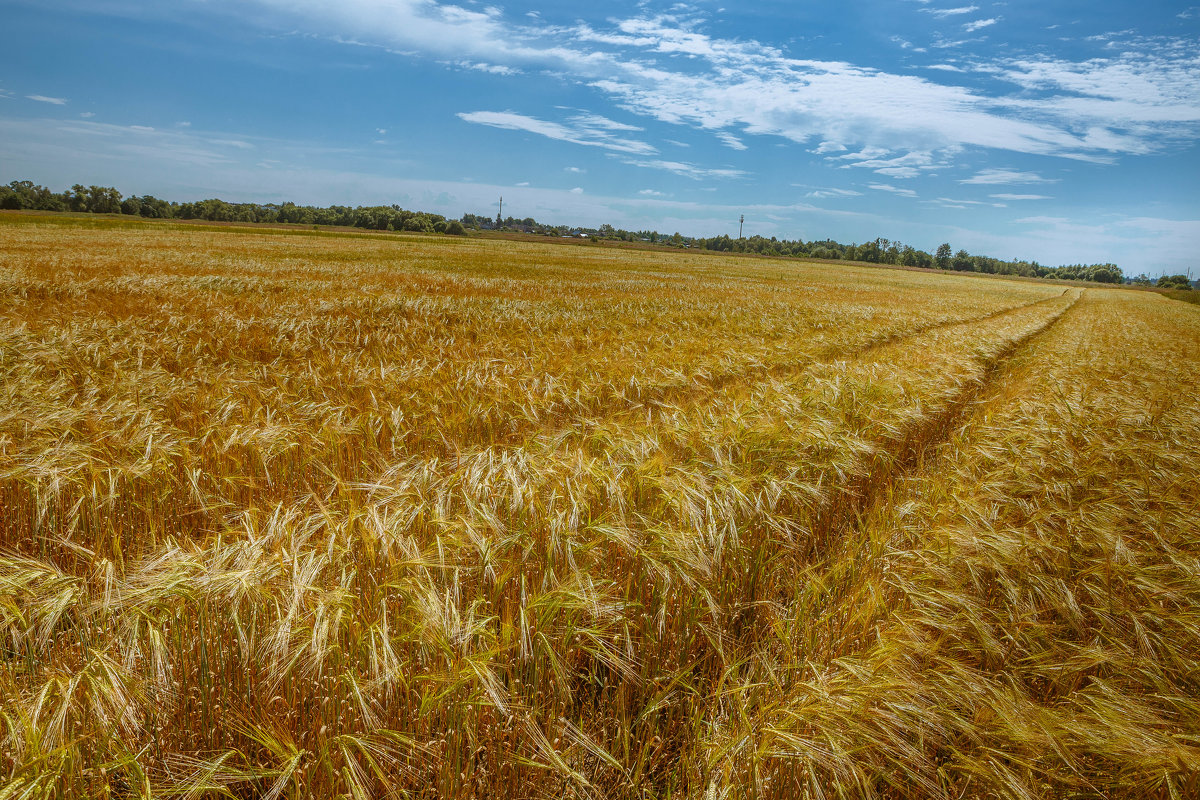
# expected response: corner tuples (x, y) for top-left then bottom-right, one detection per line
(739, 214), (744, 239)
(497, 196), (503, 228)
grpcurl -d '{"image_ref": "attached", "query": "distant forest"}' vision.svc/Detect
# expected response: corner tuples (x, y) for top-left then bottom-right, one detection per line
(3, 178), (1181, 286)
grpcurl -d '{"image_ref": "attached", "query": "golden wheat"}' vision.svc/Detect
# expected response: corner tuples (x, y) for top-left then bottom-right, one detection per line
(1, 215), (1195, 799)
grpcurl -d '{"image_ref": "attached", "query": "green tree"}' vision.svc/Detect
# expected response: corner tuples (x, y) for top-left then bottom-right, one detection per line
(1158, 274), (1192, 290)
(935, 243), (953, 269)
(68, 184), (89, 212)
(86, 185), (123, 214)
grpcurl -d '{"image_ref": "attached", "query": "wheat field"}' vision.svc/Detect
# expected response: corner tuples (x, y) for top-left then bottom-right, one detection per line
(1, 215), (1198, 799)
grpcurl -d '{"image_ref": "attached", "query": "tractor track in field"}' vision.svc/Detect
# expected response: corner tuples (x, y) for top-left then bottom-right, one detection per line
(617, 290), (1074, 409)
(481, 289), (1078, 449)
(803, 288), (1085, 561)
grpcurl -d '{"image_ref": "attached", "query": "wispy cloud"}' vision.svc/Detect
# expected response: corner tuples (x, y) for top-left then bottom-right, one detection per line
(617, 157), (747, 180)
(27, 95), (68, 105)
(212, 2), (1200, 171)
(869, 183), (918, 197)
(802, 187), (863, 199)
(928, 196), (990, 209)
(987, 44), (1200, 145)
(960, 168), (1059, 184)
(457, 110), (656, 155)
(963, 18), (999, 33)
(990, 193), (1051, 200)
(834, 148), (943, 179)
(715, 131), (747, 151)
(921, 6), (979, 17)
(452, 60), (519, 76)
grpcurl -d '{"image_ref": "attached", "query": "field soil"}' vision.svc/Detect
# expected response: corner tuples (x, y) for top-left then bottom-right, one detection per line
(2, 215), (1198, 799)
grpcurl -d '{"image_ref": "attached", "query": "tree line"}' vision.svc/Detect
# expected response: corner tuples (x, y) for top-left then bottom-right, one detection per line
(0, 180), (466, 235)
(2, 179), (1170, 285)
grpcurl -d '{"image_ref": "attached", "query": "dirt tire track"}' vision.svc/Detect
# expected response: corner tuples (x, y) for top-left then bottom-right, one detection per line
(493, 289), (1077, 449)
(805, 288), (1085, 562)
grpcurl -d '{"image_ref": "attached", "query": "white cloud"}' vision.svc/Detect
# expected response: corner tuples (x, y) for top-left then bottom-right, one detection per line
(802, 187), (863, 199)
(921, 5), (979, 16)
(812, 141), (847, 155)
(565, 166), (585, 173)
(638, 189), (666, 196)
(963, 18), (998, 33)
(929, 196), (988, 208)
(890, 36), (926, 53)
(921, 6), (979, 17)
(715, 131), (747, 151)
(960, 168), (1058, 185)
(452, 60), (519, 76)
(569, 111), (642, 132)
(989, 193), (1051, 200)
(79, 111), (95, 118)
(569, 187), (584, 194)
(834, 148), (943, 179)
(870, 183), (918, 197)
(27, 95), (67, 105)
(617, 157), (747, 180)
(515, 181), (529, 186)
(457, 110), (656, 155)
(208, 2), (1200, 169)
(988, 46), (1200, 144)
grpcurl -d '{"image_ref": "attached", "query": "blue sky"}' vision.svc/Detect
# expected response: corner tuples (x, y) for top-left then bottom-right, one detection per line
(1, 1), (1198, 275)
